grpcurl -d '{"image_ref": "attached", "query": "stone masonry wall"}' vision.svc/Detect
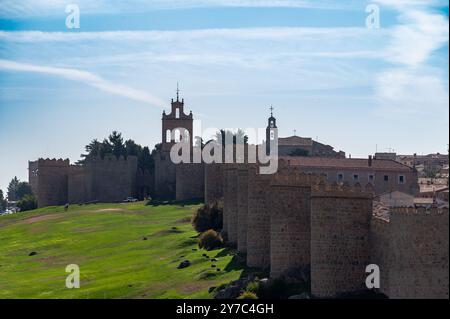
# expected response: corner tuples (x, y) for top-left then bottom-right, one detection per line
(176, 163), (205, 201)
(310, 182), (373, 298)
(268, 169), (320, 279)
(29, 159), (70, 208)
(382, 207), (448, 299)
(223, 166), (238, 245)
(237, 165), (249, 253)
(246, 167), (272, 269)
(204, 163), (224, 205)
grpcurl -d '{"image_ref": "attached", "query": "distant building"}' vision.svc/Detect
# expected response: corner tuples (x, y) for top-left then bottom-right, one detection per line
(282, 155), (419, 195)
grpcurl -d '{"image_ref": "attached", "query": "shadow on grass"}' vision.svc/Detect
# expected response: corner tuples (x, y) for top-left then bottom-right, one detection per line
(146, 198), (204, 207)
(214, 248), (269, 280)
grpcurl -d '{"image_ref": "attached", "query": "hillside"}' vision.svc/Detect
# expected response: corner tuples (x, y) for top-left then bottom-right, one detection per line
(0, 201), (243, 299)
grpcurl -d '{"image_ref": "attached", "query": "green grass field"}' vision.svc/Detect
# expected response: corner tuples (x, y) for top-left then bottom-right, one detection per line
(0, 201), (244, 299)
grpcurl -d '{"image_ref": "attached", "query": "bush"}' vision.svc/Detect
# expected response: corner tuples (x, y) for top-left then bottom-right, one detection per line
(238, 291), (258, 300)
(192, 201), (223, 233)
(198, 229), (223, 251)
(17, 194), (37, 212)
(245, 281), (261, 295)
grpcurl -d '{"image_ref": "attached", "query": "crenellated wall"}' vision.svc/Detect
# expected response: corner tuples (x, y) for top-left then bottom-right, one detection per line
(371, 206), (449, 299)
(237, 165), (250, 253)
(310, 182), (373, 298)
(223, 166), (238, 245)
(136, 168), (154, 199)
(154, 151), (177, 199)
(246, 167), (272, 269)
(68, 155), (138, 204)
(28, 158), (70, 208)
(204, 163), (224, 205)
(268, 168), (322, 279)
(176, 163), (205, 201)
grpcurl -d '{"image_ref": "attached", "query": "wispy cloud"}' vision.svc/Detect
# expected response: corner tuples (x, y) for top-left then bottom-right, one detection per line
(0, 0), (361, 18)
(372, 0), (449, 115)
(0, 59), (165, 107)
(0, 27), (378, 42)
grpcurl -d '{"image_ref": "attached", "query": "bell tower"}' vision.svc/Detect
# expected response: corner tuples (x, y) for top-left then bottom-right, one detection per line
(266, 106), (278, 155)
(161, 84), (193, 153)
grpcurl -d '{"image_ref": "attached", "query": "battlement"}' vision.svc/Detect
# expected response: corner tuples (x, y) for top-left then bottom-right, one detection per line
(311, 181), (374, 199)
(271, 167), (323, 187)
(88, 155), (137, 163)
(34, 158), (70, 167)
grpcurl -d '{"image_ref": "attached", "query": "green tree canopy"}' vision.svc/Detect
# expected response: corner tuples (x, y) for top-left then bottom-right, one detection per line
(80, 131), (156, 172)
(7, 177), (20, 201)
(214, 129), (248, 146)
(0, 189), (6, 212)
(6, 178), (33, 202)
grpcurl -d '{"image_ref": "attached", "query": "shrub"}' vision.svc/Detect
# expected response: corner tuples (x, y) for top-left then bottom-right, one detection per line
(238, 291), (258, 300)
(261, 278), (289, 299)
(192, 202), (223, 233)
(17, 194), (37, 212)
(198, 229), (223, 251)
(245, 281), (261, 295)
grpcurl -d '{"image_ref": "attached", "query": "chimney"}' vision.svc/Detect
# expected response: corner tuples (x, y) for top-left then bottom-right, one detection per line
(368, 155), (373, 167)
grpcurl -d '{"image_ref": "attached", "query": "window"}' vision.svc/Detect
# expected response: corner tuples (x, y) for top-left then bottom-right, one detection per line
(165, 129), (171, 143)
(398, 175), (405, 184)
(174, 129), (181, 142)
(368, 174), (375, 183)
(384, 175), (389, 182)
(353, 174), (359, 182)
(183, 129), (190, 142)
(175, 108), (180, 119)
(337, 173), (344, 182)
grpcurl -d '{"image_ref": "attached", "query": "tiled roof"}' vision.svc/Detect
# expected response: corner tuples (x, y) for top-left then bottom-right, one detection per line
(281, 156), (413, 171)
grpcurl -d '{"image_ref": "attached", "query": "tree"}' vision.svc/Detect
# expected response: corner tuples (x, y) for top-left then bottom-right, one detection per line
(138, 146), (154, 172)
(80, 132), (156, 173)
(7, 177), (20, 201)
(214, 129), (248, 146)
(108, 131), (126, 158)
(17, 194), (37, 212)
(0, 190), (6, 212)
(84, 139), (102, 158)
(16, 182), (33, 200)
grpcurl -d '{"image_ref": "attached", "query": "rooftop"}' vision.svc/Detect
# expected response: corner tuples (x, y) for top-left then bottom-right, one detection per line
(278, 136), (313, 146)
(282, 156), (413, 171)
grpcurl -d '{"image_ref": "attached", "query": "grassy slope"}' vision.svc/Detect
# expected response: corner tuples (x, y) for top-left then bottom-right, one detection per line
(0, 202), (243, 299)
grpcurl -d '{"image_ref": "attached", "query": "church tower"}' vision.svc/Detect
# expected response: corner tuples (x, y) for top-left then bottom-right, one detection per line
(161, 84), (193, 153)
(155, 84), (194, 199)
(266, 106), (278, 155)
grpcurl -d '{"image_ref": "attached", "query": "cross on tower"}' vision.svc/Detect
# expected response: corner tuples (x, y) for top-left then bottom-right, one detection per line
(294, 129), (297, 136)
(269, 105), (274, 117)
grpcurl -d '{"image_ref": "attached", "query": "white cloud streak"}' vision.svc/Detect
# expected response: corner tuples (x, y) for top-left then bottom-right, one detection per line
(371, 0), (449, 115)
(0, 0), (361, 18)
(0, 59), (165, 107)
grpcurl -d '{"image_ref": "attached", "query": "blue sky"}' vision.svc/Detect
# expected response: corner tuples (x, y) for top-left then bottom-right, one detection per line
(0, 0), (449, 193)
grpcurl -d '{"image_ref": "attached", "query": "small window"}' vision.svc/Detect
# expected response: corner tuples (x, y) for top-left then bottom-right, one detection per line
(384, 175), (389, 182)
(337, 173), (344, 182)
(353, 174), (359, 181)
(165, 129), (171, 143)
(399, 175), (405, 184)
(174, 129), (181, 142)
(368, 174), (375, 183)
